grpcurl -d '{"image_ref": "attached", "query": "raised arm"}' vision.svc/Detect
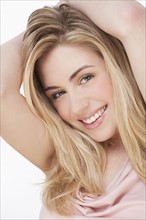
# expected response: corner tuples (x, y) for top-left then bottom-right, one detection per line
(63, 0), (145, 100)
(1, 34), (54, 172)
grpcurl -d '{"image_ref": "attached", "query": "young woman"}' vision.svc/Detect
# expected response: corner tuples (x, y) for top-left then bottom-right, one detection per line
(1, 0), (145, 219)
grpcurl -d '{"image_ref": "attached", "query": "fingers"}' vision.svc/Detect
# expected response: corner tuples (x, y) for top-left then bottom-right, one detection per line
(56, 0), (69, 8)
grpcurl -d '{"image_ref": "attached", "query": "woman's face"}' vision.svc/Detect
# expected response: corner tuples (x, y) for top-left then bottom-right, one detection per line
(39, 45), (117, 142)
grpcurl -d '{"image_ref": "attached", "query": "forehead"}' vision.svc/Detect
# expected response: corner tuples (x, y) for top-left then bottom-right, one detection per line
(38, 44), (102, 85)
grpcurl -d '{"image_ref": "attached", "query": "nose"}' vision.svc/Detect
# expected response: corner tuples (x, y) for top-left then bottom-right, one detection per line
(69, 93), (89, 116)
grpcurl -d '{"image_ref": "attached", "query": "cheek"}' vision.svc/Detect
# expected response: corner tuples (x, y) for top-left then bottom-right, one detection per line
(93, 74), (113, 99)
(53, 101), (70, 121)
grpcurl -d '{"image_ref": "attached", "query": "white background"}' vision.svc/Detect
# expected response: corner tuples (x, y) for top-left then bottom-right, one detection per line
(1, 1), (59, 219)
(1, 1), (145, 220)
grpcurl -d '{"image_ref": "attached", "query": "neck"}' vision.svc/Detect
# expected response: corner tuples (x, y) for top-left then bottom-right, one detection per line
(102, 134), (128, 188)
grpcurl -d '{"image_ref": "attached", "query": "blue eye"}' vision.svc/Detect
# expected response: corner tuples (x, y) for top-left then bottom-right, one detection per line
(52, 91), (65, 99)
(80, 74), (94, 84)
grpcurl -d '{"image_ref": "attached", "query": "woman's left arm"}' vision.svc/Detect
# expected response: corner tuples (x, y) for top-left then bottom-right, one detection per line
(60, 1), (145, 100)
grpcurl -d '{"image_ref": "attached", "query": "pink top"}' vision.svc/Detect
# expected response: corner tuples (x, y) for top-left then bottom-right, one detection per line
(39, 158), (146, 219)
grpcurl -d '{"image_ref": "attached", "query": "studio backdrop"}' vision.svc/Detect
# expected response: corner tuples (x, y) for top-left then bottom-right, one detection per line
(1, 1), (145, 220)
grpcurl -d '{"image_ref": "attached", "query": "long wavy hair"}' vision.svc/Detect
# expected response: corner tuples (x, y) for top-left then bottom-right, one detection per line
(22, 5), (145, 216)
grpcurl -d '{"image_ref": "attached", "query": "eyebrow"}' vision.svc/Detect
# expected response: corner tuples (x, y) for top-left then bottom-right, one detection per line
(44, 64), (94, 92)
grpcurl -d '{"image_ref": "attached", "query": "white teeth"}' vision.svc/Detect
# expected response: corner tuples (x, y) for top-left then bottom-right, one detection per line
(82, 106), (106, 124)
(95, 113), (99, 118)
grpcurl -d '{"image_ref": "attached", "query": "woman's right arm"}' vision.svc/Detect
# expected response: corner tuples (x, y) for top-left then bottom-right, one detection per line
(1, 33), (54, 172)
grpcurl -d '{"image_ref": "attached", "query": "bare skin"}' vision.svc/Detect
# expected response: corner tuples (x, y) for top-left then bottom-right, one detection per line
(1, 1), (145, 175)
(57, 0), (145, 187)
(1, 33), (54, 171)
(59, 0), (145, 100)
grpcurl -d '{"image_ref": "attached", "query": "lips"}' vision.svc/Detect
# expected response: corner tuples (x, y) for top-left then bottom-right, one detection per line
(79, 105), (107, 129)
(82, 105), (107, 124)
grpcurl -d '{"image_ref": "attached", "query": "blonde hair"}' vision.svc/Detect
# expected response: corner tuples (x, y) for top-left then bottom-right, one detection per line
(22, 5), (145, 216)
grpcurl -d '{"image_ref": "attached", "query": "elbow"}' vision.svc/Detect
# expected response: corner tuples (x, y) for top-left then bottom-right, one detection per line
(121, 2), (145, 37)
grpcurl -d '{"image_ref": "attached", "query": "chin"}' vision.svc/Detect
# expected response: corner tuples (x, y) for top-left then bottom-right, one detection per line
(89, 128), (118, 143)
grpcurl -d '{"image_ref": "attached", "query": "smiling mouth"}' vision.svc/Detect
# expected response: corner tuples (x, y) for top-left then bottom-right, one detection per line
(81, 105), (107, 125)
